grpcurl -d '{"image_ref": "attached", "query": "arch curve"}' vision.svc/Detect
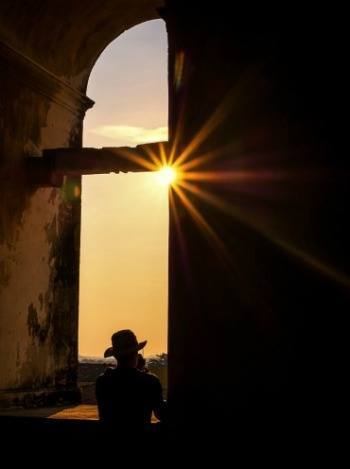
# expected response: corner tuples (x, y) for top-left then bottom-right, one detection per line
(0, 0), (163, 90)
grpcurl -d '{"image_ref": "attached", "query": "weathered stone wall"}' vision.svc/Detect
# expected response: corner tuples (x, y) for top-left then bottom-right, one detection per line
(0, 0), (162, 406)
(0, 46), (86, 405)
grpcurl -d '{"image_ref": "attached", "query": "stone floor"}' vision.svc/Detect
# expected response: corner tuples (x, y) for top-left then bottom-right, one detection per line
(0, 404), (98, 420)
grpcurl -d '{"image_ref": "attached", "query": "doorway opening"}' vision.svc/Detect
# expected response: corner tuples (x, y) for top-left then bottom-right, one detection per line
(78, 20), (169, 403)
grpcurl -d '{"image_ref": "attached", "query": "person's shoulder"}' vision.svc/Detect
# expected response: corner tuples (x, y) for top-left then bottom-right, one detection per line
(96, 366), (116, 384)
(140, 370), (161, 386)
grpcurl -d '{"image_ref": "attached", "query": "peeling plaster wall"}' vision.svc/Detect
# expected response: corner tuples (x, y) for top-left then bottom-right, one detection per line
(0, 186), (79, 391)
(0, 63), (83, 404)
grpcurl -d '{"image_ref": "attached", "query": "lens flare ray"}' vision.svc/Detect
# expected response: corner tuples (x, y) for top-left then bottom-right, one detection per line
(172, 184), (230, 261)
(176, 179), (350, 288)
(115, 147), (159, 172)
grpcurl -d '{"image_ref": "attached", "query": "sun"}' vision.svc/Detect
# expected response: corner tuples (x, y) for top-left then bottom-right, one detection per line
(155, 165), (177, 186)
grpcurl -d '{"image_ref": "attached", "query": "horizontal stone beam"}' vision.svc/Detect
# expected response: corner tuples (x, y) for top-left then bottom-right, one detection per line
(26, 142), (168, 186)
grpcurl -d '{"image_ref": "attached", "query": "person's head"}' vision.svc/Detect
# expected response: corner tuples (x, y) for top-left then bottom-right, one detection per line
(104, 329), (147, 369)
(117, 350), (139, 368)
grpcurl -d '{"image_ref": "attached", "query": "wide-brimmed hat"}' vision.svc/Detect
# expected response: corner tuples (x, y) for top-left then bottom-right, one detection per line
(104, 329), (147, 358)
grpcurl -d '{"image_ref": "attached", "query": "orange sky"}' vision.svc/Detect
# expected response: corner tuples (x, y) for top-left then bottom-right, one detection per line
(78, 20), (168, 358)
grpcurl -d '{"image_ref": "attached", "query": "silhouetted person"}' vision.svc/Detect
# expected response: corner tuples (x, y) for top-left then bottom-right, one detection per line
(96, 329), (165, 433)
(137, 353), (149, 372)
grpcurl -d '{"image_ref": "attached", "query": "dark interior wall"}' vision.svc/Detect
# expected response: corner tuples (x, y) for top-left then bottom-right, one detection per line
(166, 3), (349, 431)
(0, 0), (162, 405)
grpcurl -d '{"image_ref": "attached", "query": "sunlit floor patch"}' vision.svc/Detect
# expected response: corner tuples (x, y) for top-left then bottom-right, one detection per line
(0, 405), (160, 422)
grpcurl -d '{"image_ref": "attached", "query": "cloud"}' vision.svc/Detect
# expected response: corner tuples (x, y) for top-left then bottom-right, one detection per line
(90, 125), (168, 146)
